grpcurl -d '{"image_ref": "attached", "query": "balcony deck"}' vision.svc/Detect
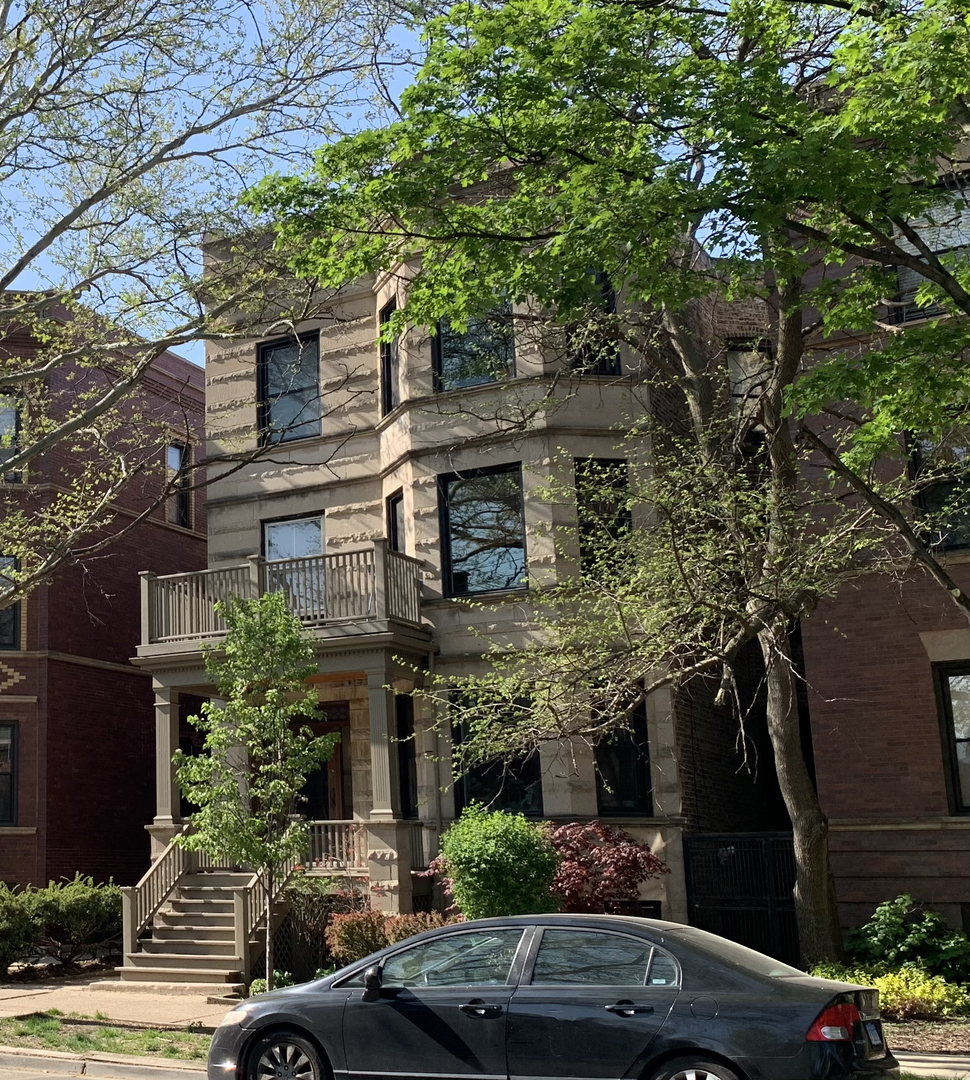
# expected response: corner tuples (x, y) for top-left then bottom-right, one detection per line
(139, 541), (425, 647)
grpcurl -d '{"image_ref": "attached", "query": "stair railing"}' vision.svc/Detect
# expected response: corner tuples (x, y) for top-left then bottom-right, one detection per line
(236, 854), (300, 981)
(120, 826), (192, 961)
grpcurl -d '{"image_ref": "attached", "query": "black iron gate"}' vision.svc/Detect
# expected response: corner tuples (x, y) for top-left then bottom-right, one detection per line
(684, 832), (799, 966)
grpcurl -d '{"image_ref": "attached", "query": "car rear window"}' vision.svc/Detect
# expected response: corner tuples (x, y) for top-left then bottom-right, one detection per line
(669, 928), (806, 978)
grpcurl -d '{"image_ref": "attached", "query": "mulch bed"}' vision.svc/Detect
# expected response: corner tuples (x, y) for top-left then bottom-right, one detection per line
(884, 1020), (970, 1054)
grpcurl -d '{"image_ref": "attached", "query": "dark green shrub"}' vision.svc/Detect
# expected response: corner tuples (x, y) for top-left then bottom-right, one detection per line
(24, 874), (122, 966)
(325, 909), (389, 964)
(432, 805), (559, 919)
(0, 884), (33, 975)
(844, 895), (970, 984)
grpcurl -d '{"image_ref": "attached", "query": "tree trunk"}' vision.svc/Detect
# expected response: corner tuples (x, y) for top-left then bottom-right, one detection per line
(759, 619), (843, 965)
(265, 866), (274, 992)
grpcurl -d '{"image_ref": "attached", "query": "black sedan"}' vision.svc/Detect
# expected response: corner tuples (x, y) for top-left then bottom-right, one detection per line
(208, 914), (899, 1080)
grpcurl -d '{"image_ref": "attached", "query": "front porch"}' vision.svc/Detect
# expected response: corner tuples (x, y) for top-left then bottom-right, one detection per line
(126, 539), (441, 984)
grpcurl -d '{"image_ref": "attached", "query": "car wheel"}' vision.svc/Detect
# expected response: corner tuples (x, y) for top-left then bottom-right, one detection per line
(648, 1057), (741, 1080)
(247, 1031), (326, 1080)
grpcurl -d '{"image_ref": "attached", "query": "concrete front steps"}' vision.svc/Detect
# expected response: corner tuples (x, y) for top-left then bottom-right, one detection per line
(118, 871), (256, 994)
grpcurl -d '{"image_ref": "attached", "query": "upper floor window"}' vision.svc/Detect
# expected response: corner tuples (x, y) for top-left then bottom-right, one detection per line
(440, 464), (526, 596)
(891, 186), (969, 323)
(568, 270), (621, 376)
(0, 395), (20, 482)
(935, 661), (970, 814)
(0, 557), (20, 650)
(912, 435), (970, 551)
(432, 305), (516, 392)
(166, 442), (191, 529)
(575, 458), (631, 572)
(595, 701), (653, 816)
(380, 301), (401, 416)
(0, 723), (15, 824)
(263, 515), (324, 619)
(258, 335), (321, 443)
(387, 490), (405, 553)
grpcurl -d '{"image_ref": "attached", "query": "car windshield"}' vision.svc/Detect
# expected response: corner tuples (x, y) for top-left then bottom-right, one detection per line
(669, 928), (807, 978)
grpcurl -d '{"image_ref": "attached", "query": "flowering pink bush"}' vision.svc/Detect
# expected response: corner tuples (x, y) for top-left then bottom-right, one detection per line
(549, 821), (669, 913)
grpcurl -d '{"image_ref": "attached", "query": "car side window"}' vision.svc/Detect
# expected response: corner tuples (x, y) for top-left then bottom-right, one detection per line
(379, 930), (525, 988)
(646, 949), (678, 985)
(530, 929), (667, 986)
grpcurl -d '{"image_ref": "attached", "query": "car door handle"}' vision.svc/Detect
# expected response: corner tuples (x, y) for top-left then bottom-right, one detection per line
(605, 1002), (654, 1016)
(459, 1000), (504, 1018)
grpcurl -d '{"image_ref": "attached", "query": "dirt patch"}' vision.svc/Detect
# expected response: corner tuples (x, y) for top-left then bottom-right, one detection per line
(884, 1020), (970, 1054)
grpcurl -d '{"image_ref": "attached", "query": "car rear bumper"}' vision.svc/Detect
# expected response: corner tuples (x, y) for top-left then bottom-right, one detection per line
(735, 1044), (900, 1080)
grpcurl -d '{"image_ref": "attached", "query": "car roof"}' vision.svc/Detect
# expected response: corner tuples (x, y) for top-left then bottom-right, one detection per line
(447, 913), (683, 932)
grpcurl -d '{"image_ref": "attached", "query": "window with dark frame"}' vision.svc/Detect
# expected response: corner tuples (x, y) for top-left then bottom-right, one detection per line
(387, 491), (405, 553)
(575, 458), (631, 572)
(440, 464), (527, 597)
(890, 184), (969, 324)
(396, 694), (418, 820)
(380, 301), (401, 416)
(0, 557), (20, 650)
(911, 435), (970, 551)
(0, 395), (20, 483)
(432, 304), (516, 392)
(452, 718), (544, 817)
(0, 722), (15, 825)
(166, 442), (191, 529)
(568, 270), (621, 377)
(258, 334), (322, 443)
(594, 700), (653, 816)
(935, 661), (970, 814)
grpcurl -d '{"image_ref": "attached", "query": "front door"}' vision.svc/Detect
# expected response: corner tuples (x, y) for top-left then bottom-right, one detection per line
(507, 928), (679, 1080)
(342, 927), (527, 1080)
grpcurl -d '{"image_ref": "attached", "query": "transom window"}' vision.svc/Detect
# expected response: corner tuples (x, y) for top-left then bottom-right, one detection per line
(530, 929), (677, 986)
(440, 465), (527, 596)
(258, 335), (322, 443)
(935, 662), (970, 813)
(432, 306), (515, 392)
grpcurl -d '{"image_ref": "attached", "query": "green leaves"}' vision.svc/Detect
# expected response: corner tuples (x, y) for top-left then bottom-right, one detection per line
(174, 592), (337, 874)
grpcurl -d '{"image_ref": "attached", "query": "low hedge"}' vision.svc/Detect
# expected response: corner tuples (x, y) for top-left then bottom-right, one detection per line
(325, 909), (459, 965)
(811, 962), (969, 1020)
(0, 876), (121, 974)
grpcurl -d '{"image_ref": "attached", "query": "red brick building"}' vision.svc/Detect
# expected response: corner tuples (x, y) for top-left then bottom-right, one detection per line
(0, 343), (206, 887)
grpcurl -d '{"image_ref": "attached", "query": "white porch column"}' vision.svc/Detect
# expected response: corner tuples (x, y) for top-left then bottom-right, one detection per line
(366, 668), (399, 820)
(146, 681), (182, 859)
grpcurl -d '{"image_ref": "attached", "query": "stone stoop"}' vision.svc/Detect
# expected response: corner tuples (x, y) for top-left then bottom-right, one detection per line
(118, 871), (255, 994)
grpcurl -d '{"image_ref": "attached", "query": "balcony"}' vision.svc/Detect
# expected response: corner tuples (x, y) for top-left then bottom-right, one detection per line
(139, 541), (424, 646)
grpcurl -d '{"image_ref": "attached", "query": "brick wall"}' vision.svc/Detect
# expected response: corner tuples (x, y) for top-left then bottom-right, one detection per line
(801, 564), (970, 926)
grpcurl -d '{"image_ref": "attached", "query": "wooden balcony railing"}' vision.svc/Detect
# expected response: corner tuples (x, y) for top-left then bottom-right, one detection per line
(140, 541), (423, 644)
(306, 820), (368, 873)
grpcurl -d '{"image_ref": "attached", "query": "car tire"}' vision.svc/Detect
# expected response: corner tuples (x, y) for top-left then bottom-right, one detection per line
(246, 1030), (326, 1080)
(647, 1057), (741, 1080)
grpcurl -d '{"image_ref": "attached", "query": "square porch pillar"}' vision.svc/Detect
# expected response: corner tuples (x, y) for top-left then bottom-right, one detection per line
(366, 669), (401, 820)
(365, 820), (415, 914)
(146, 681), (183, 859)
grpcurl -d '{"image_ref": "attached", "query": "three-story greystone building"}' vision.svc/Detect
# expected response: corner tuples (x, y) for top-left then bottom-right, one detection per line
(128, 270), (703, 971)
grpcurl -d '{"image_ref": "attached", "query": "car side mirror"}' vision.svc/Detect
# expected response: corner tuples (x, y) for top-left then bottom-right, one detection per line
(361, 965), (382, 1002)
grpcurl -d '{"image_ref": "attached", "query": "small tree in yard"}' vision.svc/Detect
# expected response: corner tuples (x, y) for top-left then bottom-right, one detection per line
(431, 805), (559, 920)
(174, 592), (337, 991)
(549, 822), (669, 915)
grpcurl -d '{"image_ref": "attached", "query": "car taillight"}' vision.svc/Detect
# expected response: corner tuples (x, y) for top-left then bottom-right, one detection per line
(806, 1002), (861, 1041)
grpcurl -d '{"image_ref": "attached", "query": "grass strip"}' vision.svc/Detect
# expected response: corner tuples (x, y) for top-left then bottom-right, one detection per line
(0, 1009), (211, 1060)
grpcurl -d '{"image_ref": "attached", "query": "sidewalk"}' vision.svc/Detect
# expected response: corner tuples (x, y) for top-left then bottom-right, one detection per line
(0, 979), (233, 1028)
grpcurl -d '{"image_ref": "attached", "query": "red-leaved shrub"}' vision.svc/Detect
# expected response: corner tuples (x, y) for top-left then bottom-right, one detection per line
(549, 821), (669, 913)
(325, 909), (389, 964)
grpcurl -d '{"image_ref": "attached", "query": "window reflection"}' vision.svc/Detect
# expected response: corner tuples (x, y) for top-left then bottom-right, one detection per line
(433, 306), (515, 391)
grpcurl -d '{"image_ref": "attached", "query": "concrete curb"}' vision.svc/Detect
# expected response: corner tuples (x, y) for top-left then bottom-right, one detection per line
(0, 1044), (205, 1079)
(894, 1049), (970, 1079)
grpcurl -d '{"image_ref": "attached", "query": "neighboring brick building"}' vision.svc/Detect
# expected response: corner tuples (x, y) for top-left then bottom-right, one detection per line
(0, 337), (206, 888)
